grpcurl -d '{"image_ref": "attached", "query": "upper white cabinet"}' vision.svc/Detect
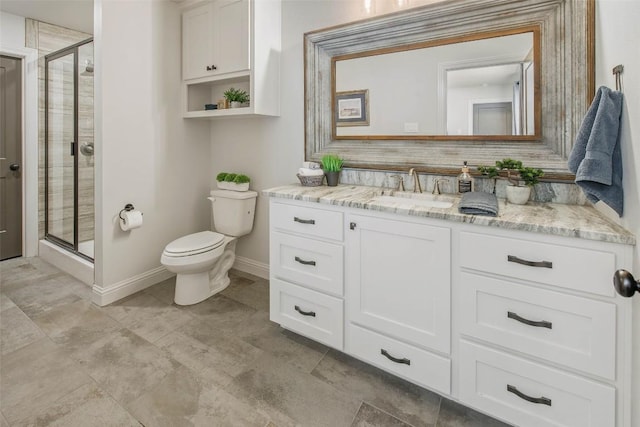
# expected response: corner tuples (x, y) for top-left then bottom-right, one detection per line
(182, 0), (249, 81)
(181, 0), (280, 118)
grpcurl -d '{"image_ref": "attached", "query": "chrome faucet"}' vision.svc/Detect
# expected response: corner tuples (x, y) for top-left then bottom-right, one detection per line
(408, 168), (422, 193)
(432, 179), (448, 195)
(389, 174), (405, 191)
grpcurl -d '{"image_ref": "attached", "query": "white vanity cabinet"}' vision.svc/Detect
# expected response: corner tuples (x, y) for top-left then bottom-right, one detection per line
(345, 213), (452, 394)
(457, 228), (631, 427)
(266, 191), (633, 427)
(181, 0), (280, 118)
(182, 0), (249, 81)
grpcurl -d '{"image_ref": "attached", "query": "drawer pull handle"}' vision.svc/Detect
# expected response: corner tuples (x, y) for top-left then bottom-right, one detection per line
(380, 349), (411, 365)
(507, 255), (553, 269)
(294, 217), (315, 225)
(507, 384), (552, 406)
(294, 256), (316, 266)
(294, 305), (316, 317)
(507, 311), (552, 329)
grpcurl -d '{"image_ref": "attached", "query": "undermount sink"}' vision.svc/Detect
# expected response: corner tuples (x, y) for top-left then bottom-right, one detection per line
(372, 192), (454, 209)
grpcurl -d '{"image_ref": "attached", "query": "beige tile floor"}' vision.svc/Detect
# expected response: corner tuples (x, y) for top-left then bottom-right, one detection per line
(0, 257), (511, 427)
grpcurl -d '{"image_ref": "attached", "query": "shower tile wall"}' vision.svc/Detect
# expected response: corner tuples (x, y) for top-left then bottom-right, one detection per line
(26, 20), (94, 244)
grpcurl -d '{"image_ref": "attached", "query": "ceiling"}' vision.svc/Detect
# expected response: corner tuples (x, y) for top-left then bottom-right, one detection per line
(0, 0), (93, 34)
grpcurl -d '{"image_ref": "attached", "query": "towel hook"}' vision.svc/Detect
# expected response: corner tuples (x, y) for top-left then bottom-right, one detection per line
(612, 64), (623, 92)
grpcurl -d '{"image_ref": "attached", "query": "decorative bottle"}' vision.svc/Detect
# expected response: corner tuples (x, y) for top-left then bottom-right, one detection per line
(457, 161), (474, 193)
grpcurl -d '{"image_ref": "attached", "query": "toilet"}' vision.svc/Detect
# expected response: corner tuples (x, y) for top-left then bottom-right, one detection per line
(161, 189), (258, 305)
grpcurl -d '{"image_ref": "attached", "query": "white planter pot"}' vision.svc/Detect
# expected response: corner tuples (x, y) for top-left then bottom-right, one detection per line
(505, 185), (531, 205)
(217, 181), (250, 191)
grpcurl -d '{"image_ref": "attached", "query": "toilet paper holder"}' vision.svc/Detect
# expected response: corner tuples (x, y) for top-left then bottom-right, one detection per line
(119, 203), (142, 220)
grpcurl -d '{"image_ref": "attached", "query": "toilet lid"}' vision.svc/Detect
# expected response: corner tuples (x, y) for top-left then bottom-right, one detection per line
(164, 231), (225, 256)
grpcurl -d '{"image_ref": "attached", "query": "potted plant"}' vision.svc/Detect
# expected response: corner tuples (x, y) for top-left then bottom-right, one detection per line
(216, 172), (250, 191)
(223, 87), (250, 108)
(321, 154), (344, 187)
(495, 158), (543, 204)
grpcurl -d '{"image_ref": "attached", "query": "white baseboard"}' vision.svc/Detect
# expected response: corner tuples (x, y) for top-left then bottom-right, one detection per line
(92, 266), (174, 306)
(233, 256), (269, 280)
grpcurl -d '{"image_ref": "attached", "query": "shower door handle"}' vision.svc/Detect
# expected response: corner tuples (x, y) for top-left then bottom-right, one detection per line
(70, 142), (76, 156)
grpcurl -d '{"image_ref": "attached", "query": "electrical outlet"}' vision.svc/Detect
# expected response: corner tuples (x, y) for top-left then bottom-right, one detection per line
(404, 122), (419, 133)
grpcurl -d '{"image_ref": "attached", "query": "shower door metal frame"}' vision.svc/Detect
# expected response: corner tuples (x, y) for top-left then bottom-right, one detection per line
(44, 38), (93, 262)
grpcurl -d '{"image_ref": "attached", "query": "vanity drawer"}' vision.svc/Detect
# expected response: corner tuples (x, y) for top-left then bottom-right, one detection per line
(271, 231), (343, 296)
(347, 323), (450, 395)
(459, 231), (616, 297)
(271, 201), (343, 242)
(460, 272), (616, 380)
(270, 278), (343, 350)
(459, 340), (615, 427)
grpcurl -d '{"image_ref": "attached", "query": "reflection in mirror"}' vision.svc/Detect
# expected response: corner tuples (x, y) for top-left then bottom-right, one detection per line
(334, 31), (536, 138)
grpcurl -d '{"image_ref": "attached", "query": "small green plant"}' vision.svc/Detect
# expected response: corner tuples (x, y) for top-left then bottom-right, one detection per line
(233, 174), (250, 184)
(223, 87), (250, 104)
(223, 173), (238, 182)
(216, 172), (229, 182)
(518, 167), (544, 187)
(481, 158), (544, 187)
(321, 154), (344, 172)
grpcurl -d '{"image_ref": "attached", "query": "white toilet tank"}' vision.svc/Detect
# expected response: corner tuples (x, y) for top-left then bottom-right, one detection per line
(209, 189), (258, 237)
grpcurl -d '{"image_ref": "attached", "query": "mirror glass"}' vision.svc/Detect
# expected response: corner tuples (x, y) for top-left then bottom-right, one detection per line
(334, 31), (535, 138)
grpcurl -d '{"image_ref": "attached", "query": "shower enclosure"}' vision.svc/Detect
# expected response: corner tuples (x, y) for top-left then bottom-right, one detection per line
(44, 39), (94, 261)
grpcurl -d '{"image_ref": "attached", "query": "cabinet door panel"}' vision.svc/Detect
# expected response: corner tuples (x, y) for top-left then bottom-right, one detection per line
(214, 0), (250, 74)
(460, 272), (616, 380)
(271, 231), (344, 297)
(270, 278), (343, 350)
(182, 3), (214, 80)
(271, 201), (343, 241)
(459, 231), (616, 297)
(348, 323), (450, 395)
(459, 340), (615, 427)
(346, 214), (450, 353)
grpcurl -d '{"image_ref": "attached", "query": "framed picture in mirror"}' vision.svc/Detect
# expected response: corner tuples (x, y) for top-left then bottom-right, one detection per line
(335, 89), (369, 126)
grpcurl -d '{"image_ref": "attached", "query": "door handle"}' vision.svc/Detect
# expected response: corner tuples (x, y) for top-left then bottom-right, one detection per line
(9, 163), (20, 171)
(613, 269), (640, 297)
(70, 141), (76, 156)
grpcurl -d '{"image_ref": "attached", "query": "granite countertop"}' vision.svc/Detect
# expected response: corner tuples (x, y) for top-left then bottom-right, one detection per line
(262, 184), (636, 245)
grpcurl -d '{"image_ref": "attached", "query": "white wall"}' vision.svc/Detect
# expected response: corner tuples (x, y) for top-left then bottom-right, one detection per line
(596, 1), (640, 425)
(0, 11), (25, 47)
(93, 0), (211, 303)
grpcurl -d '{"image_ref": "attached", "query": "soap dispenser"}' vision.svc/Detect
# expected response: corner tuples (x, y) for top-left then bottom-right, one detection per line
(457, 161), (474, 193)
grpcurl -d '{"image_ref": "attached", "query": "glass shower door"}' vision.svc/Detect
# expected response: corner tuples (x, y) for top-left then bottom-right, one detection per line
(46, 51), (76, 250)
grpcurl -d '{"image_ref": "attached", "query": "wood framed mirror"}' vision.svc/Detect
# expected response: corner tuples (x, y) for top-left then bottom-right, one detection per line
(304, 0), (594, 179)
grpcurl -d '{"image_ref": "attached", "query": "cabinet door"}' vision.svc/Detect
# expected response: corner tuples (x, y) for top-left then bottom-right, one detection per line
(182, 2), (215, 80)
(213, 0), (250, 74)
(346, 214), (451, 354)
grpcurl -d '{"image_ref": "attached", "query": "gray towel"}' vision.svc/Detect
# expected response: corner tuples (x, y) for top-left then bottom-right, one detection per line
(458, 192), (499, 216)
(568, 86), (624, 216)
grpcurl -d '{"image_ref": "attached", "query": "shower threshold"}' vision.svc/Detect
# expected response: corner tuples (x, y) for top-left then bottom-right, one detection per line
(39, 239), (94, 286)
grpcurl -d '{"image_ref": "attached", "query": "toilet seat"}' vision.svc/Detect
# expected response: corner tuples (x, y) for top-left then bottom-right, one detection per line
(163, 231), (225, 257)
